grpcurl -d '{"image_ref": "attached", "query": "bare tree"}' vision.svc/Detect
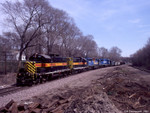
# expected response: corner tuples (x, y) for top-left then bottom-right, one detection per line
(109, 46), (122, 61)
(76, 35), (98, 57)
(60, 21), (82, 57)
(1, 0), (50, 62)
(132, 37), (150, 69)
(1, 0), (120, 65)
(44, 8), (72, 55)
(98, 47), (108, 58)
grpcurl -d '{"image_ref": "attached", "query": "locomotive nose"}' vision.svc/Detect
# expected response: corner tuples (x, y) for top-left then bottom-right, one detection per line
(25, 61), (36, 75)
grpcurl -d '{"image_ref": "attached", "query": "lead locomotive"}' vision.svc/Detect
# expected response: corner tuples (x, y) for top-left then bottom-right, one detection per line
(17, 53), (87, 86)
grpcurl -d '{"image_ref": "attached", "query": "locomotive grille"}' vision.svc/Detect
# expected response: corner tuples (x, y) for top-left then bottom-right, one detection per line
(25, 61), (36, 74)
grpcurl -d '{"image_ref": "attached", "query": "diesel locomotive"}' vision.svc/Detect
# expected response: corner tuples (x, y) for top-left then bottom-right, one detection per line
(17, 53), (87, 85)
(17, 53), (116, 86)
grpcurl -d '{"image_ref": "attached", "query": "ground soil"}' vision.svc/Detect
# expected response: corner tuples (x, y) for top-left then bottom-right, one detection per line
(99, 65), (150, 113)
(0, 73), (16, 86)
(1, 65), (150, 113)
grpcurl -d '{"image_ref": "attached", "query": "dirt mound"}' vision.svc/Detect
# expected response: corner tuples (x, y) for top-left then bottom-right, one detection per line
(99, 66), (150, 112)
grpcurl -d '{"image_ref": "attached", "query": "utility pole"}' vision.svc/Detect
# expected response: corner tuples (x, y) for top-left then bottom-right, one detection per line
(4, 51), (7, 75)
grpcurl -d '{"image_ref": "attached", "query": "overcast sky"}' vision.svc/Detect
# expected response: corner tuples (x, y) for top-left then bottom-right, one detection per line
(1, 0), (150, 57)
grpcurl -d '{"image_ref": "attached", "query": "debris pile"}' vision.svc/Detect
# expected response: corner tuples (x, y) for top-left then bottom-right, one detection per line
(99, 67), (150, 112)
(0, 85), (120, 113)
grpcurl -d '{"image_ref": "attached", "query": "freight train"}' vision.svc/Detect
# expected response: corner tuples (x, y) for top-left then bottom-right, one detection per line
(17, 53), (120, 86)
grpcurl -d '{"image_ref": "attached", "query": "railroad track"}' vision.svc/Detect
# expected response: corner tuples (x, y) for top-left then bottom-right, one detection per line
(0, 86), (24, 97)
(0, 67), (112, 97)
(0, 72), (79, 97)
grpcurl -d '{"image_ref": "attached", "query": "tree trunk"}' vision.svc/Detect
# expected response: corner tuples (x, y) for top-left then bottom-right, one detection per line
(17, 50), (23, 73)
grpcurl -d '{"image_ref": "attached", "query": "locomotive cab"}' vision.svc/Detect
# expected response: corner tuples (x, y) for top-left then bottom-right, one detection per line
(17, 53), (52, 86)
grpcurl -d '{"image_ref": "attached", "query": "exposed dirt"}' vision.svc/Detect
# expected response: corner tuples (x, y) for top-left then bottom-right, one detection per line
(0, 73), (16, 86)
(99, 66), (150, 113)
(1, 65), (150, 113)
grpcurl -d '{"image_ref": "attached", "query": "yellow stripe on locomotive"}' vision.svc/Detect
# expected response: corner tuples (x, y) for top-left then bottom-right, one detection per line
(73, 62), (84, 65)
(25, 61), (36, 74)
